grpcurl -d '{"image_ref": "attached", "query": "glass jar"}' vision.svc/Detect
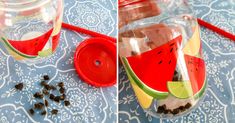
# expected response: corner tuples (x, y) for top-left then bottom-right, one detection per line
(119, 0), (207, 118)
(0, 0), (63, 64)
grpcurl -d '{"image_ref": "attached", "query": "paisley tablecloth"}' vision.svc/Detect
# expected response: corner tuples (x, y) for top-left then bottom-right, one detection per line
(119, 0), (235, 123)
(0, 0), (117, 123)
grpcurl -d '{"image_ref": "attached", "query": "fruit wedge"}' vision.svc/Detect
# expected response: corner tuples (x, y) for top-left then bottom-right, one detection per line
(1, 28), (53, 59)
(38, 48), (52, 57)
(183, 25), (201, 56)
(126, 70), (153, 109)
(185, 54), (206, 99)
(122, 35), (182, 99)
(167, 81), (193, 99)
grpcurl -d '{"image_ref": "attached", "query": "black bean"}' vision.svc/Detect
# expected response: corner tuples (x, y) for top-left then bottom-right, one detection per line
(42, 89), (49, 95)
(54, 96), (60, 103)
(163, 109), (170, 114)
(29, 108), (34, 115)
(185, 103), (192, 109)
(64, 100), (70, 106)
(41, 110), (46, 115)
(172, 108), (180, 115)
(51, 109), (58, 115)
(60, 94), (66, 100)
(40, 81), (47, 86)
(59, 87), (65, 94)
(43, 75), (50, 80)
(45, 85), (51, 90)
(174, 70), (178, 75)
(44, 100), (48, 107)
(34, 92), (43, 99)
(179, 106), (185, 111)
(131, 51), (138, 56)
(58, 82), (64, 87)
(49, 94), (55, 100)
(172, 76), (179, 81)
(15, 83), (23, 90)
(34, 102), (44, 109)
(157, 105), (166, 114)
(50, 85), (56, 90)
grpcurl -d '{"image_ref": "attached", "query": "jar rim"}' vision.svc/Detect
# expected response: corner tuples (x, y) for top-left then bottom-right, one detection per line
(0, 0), (51, 12)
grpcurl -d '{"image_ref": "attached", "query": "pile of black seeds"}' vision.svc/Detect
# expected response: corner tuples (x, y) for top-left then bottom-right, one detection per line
(14, 75), (71, 116)
(157, 103), (192, 115)
(172, 70), (183, 81)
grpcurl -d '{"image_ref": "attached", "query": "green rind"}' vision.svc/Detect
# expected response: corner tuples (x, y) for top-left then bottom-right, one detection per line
(194, 78), (207, 99)
(1, 37), (37, 59)
(126, 68), (153, 109)
(122, 57), (169, 99)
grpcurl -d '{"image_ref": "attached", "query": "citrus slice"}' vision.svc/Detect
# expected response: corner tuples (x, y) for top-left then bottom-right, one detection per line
(167, 81), (193, 99)
(38, 48), (52, 57)
(126, 69), (153, 109)
(183, 25), (201, 56)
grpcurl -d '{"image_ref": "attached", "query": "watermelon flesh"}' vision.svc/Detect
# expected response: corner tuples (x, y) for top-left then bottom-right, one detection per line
(184, 54), (206, 96)
(125, 35), (182, 95)
(7, 28), (53, 56)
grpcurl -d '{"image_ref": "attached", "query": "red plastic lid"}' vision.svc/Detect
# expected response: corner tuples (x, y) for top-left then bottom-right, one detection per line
(74, 37), (116, 87)
(119, 0), (147, 8)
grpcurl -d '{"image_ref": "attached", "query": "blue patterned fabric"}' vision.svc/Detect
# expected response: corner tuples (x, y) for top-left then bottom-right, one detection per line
(119, 0), (235, 122)
(0, 0), (117, 123)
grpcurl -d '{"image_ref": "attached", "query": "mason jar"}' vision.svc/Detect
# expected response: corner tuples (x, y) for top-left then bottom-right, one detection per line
(119, 0), (207, 118)
(0, 0), (63, 64)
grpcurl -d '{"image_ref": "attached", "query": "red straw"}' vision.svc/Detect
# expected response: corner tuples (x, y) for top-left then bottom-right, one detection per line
(197, 18), (235, 41)
(62, 22), (116, 43)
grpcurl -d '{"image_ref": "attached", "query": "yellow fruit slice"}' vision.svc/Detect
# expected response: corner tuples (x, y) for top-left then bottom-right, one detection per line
(7, 47), (25, 60)
(52, 16), (62, 36)
(183, 25), (201, 56)
(125, 69), (153, 109)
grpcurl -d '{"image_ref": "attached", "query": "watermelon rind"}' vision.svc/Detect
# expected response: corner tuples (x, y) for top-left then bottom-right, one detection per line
(122, 57), (169, 99)
(1, 37), (37, 59)
(126, 68), (153, 109)
(194, 77), (207, 100)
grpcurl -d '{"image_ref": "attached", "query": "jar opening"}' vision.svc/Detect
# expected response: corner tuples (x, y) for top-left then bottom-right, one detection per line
(0, 0), (51, 12)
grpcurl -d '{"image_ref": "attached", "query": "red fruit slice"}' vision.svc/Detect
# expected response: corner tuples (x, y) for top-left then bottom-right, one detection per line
(184, 54), (206, 98)
(3, 29), (53, 58)
(122, 35), (182, 99)
(52, 32), (61, 52)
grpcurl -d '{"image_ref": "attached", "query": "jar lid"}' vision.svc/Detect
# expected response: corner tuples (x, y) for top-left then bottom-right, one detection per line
(118, 0), (147, 8)
(74, 37), (116, 87)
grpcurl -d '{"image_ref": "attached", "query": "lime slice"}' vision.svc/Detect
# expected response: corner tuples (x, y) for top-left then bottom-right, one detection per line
(167, 81), (193, 99)
(38, 48), (52, 57)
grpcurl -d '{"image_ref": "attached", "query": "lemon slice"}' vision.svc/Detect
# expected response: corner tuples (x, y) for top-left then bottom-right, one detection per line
(183, 25), (201, 56)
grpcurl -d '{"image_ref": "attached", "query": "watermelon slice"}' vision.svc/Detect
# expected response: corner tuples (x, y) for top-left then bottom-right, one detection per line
(122, 35), (182, 99)
(184, 54), (206, 98)
(2, 28), (53, 58)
